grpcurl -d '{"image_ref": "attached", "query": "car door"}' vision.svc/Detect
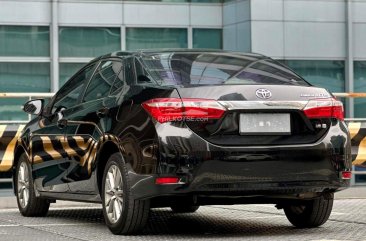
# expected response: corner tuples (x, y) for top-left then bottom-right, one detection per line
(64, 58), (128, 194)
(31, 63), (97, 193)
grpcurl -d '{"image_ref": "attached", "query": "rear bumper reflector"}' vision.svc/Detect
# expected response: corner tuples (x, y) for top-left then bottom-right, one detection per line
(155, 177), (180, 185)
(341, 171), (352, 180)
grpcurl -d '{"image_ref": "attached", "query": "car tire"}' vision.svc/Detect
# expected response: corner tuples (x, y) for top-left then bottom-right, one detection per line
(102, 152), (150, 235)
(284, 193), (334, 228)
(15, 153), (50, 217)
(171, 204), (199, 213)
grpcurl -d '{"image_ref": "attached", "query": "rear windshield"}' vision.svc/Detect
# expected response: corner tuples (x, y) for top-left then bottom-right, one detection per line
(137, 53), (310, 87)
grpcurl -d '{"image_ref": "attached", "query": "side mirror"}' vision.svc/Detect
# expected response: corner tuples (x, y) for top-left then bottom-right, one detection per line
(22, 99), (44, 116)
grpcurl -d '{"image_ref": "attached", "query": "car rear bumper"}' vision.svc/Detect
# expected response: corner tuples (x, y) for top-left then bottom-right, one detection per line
(130, 121), (351, 200)
(131, 164), (350, 201)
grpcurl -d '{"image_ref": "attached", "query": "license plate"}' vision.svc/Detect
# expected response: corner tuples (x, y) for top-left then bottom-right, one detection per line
(239, 113), (291, 135)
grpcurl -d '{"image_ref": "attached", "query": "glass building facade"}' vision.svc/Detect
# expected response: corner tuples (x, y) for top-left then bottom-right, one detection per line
(0, 26), (51, 120)
(0, 25), (222, 120)
(282, 60), (346, 93)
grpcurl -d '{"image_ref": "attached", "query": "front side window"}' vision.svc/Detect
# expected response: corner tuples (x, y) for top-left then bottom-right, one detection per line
(83, 60), (123, 102)
(52, 63), (96, 112)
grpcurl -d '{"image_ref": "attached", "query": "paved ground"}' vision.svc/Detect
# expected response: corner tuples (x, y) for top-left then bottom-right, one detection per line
(0, 189), (366, 241)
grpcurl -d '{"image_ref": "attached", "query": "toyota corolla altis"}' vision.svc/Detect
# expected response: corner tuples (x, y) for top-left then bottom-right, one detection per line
(13, 50), (351, 234)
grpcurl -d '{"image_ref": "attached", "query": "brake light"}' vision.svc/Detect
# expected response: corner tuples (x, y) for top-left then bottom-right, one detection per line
(303, 98), (344, 121)
(142, 98), (226, 123)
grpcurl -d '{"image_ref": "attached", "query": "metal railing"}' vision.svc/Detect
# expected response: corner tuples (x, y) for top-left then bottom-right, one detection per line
(0, 178), (12, 184)
(334, 92), (366, 121)
(334, 93), (366, 121)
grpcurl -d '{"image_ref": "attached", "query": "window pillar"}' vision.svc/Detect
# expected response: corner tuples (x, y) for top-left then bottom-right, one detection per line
(51, 0), (59, 92)
(346, 0), (354, 118)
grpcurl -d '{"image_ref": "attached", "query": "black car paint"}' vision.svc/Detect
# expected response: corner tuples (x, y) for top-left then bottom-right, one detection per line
(13, 50), (351, 207)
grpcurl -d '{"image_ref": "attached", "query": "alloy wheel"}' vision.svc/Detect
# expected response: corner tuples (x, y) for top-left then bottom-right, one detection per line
(104, 164), (124, 223)
(17, 162), (30, 208)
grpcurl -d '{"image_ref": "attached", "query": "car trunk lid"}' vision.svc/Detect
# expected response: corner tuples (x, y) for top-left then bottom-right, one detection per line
(173, 85), (340, 146)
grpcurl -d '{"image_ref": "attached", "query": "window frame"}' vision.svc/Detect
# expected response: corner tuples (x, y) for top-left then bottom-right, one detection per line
(134, 56), (160, 87)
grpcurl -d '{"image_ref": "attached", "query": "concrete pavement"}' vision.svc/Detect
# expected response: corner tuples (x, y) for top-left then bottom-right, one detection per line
(0, 199), (365, 240)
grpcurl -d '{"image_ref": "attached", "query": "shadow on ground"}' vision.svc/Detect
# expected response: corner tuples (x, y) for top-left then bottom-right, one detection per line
(44, 208), (325, 238)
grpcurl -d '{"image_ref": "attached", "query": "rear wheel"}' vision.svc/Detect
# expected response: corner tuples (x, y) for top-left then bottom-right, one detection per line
(102, 153), (150, 235)
(284, 193), (334, 228)
(15, 153), (50, 217)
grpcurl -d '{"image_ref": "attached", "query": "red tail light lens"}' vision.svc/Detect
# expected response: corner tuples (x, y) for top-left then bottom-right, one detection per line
(142, 98), (226, 123)
(303, 98), (344, 121)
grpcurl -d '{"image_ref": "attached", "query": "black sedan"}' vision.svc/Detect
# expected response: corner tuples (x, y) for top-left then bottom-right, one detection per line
(14, 50), (351, 234)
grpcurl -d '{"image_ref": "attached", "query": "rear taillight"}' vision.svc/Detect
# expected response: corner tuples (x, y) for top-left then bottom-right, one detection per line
(142, 98), (226, 123)
(303, 98), (344, 121)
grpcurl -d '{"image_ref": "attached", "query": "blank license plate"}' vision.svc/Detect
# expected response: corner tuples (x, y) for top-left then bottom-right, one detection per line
(239, 113), (291, 135)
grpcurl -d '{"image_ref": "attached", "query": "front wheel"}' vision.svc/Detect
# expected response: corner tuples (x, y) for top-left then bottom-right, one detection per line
(15, 153), (50, 217)
(284, 193), (334, 228)
(102, 153), (150, 235)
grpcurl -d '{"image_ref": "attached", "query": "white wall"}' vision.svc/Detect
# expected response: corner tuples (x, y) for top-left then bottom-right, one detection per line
(0, 0), (51, 25)
(353, 0), (366, 60)
(249, 0), (346, 59)
(0, 0), (222, 28)
(223, 0), (251, 52)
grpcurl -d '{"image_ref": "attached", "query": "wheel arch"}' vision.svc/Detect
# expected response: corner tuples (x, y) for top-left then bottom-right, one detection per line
(95, 140), (124, 195)
(12, 145), (29, 194)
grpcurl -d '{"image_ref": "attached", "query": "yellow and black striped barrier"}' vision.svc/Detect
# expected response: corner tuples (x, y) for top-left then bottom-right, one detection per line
(348, 122), (366, 167)
(0, 125), (25, 172)
(0, 123), (365, 173)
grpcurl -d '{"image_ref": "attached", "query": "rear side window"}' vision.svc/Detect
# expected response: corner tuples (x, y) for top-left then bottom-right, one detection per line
(110, 57), (133, 95)
(138, 53), (309, 87)
(83, 60), (123, 102)
(135, 58), (156, 85)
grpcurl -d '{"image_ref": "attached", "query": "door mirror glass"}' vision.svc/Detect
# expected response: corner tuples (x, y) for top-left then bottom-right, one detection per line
(22, 99), (44, 116)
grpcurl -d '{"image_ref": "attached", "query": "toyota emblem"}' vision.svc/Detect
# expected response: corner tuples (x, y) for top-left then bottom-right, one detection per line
(255, 89), (272, 99)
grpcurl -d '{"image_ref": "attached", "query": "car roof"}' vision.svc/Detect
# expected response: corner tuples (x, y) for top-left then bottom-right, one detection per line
(96, 49), (267, 62)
